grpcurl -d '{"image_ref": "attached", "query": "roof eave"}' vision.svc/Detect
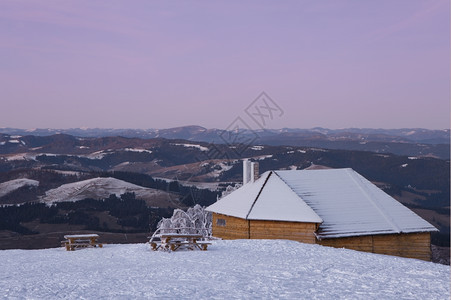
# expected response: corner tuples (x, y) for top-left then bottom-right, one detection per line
(315, 228), (438, 240)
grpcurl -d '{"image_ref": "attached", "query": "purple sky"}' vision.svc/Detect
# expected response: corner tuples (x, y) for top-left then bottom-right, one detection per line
(1, 0), (449, 130)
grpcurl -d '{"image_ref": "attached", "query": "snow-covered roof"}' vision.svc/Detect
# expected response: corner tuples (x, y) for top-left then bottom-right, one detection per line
(247, 172), (322, 223)
(206, 168), (437, 238)
(206, 172), (270, 220)
(207, 171), (322, 223)
(276, 169), (437, 238)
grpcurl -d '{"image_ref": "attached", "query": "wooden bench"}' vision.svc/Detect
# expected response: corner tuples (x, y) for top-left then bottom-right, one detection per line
(150, 241), (161, 251)
(63, 234), (103, 251)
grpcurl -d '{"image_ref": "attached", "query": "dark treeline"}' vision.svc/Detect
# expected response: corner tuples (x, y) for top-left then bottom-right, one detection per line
(0, 193), (174, 235)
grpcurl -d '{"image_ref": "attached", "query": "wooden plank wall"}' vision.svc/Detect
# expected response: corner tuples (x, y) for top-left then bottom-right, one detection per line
(318, 232), (432, 261)
(212, 214), (249, 239)
(212, 214), (318, 243)
(212, 213), (432, 261)
(250, 220), (317, 244)
(372, 232), (431, 261)
(318, 235), (373, 252)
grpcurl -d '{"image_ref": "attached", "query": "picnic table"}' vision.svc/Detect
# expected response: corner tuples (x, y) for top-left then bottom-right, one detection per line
(150, 233), (211, 251)
(62, 234), (103, 251)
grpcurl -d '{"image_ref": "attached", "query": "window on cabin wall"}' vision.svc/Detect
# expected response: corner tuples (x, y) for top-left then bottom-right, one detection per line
(216, 219), (226, 226)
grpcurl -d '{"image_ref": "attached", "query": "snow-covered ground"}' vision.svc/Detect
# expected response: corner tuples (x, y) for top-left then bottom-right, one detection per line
(155, 177), (222, 191)
(254, 154), (273, 160)
(172, 143), (209, 151)
(209, 162), (232, 178)
(84, 150), (111, 160)
(0, 240), (448, 299)
(123, 148), (153, 154)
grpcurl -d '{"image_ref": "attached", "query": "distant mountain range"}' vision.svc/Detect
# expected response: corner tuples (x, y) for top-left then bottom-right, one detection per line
(1, 126), (449, 159)
(1, 125), (449, 144)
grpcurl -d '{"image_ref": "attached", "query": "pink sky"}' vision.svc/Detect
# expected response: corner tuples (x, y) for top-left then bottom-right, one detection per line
(0, 0), (449, 129)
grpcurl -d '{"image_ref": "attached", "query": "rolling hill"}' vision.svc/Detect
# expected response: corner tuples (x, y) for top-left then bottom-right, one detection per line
(40, 177), (178, 207)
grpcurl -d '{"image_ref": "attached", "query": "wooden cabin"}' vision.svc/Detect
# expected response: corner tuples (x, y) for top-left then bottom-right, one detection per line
(206, 167), (437, 261)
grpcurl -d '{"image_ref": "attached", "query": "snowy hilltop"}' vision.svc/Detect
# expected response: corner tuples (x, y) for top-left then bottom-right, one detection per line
(0, 240), (448, 299)
(40, 177), (168, 204)
(0, 178), (39, 198)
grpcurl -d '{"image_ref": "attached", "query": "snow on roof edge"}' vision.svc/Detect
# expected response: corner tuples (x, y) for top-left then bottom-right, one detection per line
(275, 168), (437, 237)
(316, 227), (438, 240)
(352, 170), (438, 232)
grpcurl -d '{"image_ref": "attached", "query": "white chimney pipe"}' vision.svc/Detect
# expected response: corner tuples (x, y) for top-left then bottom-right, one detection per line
(250, 162), (255, 183)
(243, 159), (251, 184)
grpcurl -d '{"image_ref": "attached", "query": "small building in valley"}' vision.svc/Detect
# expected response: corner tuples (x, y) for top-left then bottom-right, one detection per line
(206, 165), (437, 261)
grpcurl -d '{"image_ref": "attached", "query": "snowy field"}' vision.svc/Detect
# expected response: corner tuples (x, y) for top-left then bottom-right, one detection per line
(0, 240), (449, 299)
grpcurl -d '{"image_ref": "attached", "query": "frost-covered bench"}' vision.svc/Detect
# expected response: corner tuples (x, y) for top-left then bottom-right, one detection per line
(150, 233), (211, 251)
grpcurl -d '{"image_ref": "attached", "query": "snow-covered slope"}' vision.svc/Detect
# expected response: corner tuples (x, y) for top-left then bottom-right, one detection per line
(0, 240), (448, 299)
(0, 178), (39, 198)
(40, 177), (166, 204)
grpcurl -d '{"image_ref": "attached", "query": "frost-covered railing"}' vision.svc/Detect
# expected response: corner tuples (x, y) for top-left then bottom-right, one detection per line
(150, 205), (212, 242)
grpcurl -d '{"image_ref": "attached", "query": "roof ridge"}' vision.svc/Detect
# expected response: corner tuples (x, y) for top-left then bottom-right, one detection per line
(345, 169), (401, 233)
(245, 171), (272, 220)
